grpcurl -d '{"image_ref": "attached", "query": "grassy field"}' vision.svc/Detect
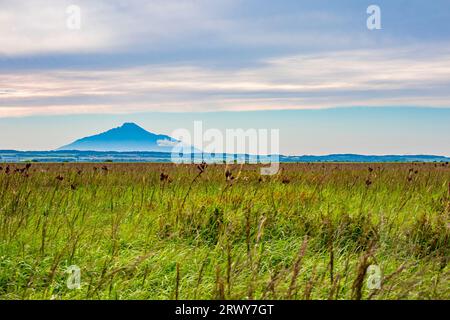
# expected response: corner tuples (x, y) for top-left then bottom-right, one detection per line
(0, 162), (449, 300)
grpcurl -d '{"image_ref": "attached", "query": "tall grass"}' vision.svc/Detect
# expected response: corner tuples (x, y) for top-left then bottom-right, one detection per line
(0, 162), (448, 299)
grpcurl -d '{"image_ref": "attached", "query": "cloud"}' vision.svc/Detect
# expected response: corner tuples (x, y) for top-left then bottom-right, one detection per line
(1, 46), (450, 117)
(0, 0), (237, 56)
(0, 1), (109, 55)
(4, 0), (448, 58)
(1, 0), (450, 118)
(157, 139), (178, 147)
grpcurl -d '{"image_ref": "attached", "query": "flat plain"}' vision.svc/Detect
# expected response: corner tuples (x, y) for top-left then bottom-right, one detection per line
(0, 162), (449, 299)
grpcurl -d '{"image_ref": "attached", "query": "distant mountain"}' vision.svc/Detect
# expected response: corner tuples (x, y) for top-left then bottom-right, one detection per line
(2, 122), (450, 162)
(58, 122), (181, 152)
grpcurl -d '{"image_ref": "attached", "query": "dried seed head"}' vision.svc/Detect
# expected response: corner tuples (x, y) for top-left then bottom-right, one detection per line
(197, 161), (207, 173)
(225, 170), (233, 181)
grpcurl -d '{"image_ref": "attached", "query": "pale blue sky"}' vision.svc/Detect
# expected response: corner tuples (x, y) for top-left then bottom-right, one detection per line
(0, 1), (449, 154)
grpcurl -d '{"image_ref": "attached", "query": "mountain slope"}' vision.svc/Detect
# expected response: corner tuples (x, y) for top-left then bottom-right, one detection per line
(58, 123), (180, 152)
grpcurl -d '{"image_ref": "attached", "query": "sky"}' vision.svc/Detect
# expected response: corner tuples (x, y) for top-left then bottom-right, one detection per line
(0, 0), (449, 155)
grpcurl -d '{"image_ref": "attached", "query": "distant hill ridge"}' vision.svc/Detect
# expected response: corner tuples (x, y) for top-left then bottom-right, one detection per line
(1, 150), (449, 163)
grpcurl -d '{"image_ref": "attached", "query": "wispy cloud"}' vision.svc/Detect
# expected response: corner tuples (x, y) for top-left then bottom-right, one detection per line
(1, 46), (450, 117)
